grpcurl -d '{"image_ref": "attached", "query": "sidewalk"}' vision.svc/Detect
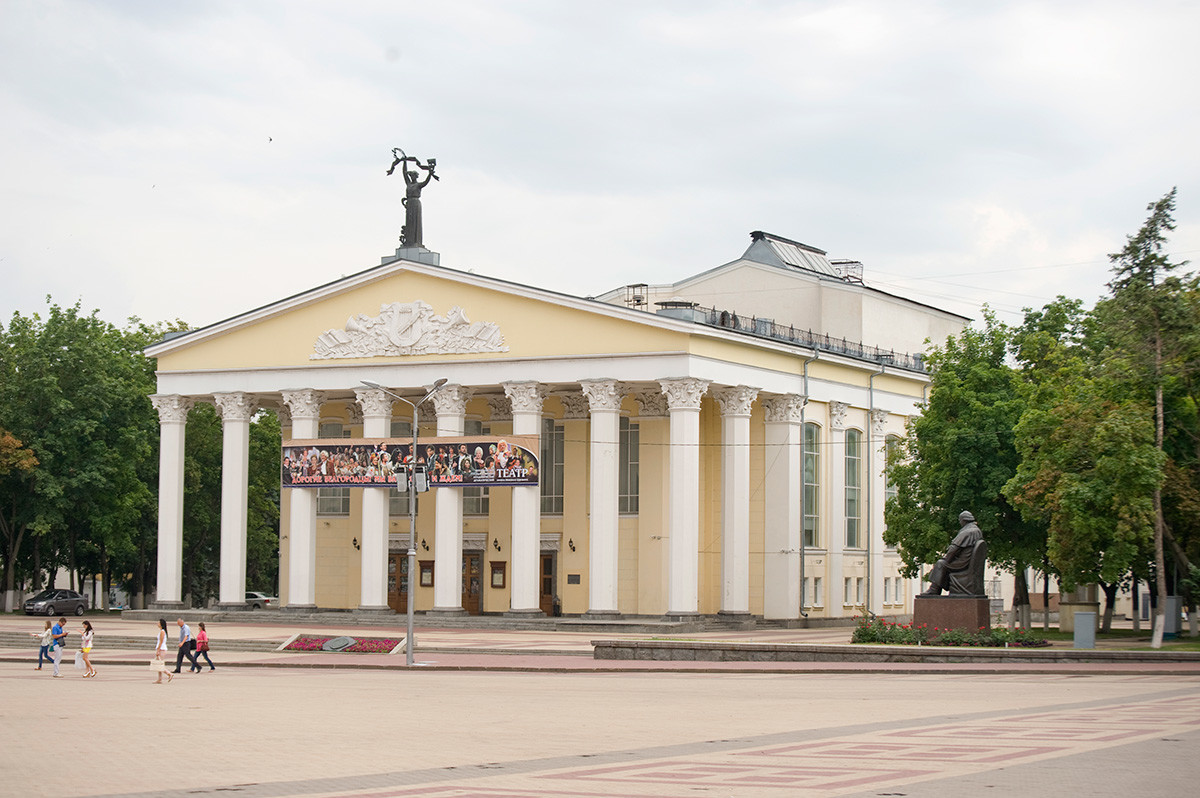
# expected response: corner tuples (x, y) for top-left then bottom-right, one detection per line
(3, 613), (1196, 675)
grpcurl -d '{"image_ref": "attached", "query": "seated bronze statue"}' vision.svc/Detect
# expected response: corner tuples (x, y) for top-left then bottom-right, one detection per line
(920, 510), (987, 597)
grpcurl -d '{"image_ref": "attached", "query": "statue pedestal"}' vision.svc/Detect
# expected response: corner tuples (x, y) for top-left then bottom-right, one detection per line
(1058, 601), (1100, 633)
(913, 596), (991, 633)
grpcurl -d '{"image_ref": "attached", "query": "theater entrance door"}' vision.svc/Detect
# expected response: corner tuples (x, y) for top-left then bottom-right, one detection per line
(387, 554), (408, 614)
(462, 552), (482, 615)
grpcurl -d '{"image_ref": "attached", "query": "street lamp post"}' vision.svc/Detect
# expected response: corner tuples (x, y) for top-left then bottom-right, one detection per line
(361, 378), (447, 666)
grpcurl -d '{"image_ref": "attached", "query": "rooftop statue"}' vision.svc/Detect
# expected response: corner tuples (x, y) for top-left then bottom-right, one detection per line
(386, 148), (438, 248)
(919, 510), (988, 597)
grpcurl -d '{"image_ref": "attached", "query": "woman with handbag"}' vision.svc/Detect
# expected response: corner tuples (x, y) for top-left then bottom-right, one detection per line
(193, 622), (216, 672)
(80, 620), (97, 677)
(153, 618), (172, 684)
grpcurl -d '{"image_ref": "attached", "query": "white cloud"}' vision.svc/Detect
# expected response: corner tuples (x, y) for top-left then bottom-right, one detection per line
(1, 0), (1197, 331)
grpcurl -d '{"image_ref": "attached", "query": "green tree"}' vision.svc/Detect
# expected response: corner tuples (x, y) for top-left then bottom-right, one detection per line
(1094, 188), (1194, 646)
(0, 302), (159, 609)
(884, 310), (1045, 623)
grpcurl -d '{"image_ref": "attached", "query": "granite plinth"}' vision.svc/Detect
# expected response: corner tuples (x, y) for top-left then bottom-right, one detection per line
(913, 595), (991, 632)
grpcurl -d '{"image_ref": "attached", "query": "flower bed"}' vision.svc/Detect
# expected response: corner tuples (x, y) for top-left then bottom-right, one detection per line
(851, 615), (1049, 647)
(283, 635), (401, 653)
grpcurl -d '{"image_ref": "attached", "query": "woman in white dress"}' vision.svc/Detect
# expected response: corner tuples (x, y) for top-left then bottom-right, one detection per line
(154, 618), (172, 684)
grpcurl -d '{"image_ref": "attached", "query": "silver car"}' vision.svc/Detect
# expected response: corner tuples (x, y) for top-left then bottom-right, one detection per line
(24, 589), (88, 616)
(245, 591), (275, 609)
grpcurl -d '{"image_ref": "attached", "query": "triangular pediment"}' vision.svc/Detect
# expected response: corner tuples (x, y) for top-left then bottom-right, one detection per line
(148, 259), (693, 373)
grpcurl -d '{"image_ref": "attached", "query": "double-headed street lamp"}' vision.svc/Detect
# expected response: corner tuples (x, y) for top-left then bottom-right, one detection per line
(361, 378), (447, 666)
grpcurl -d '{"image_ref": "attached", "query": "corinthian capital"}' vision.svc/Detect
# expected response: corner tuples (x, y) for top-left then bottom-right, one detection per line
(150, 394), (193, 424)
(281, 389), (325, 421)
(659, 378), (710, 411)
(712, 385), (759, 417)
(354, 388), (394, 419)
(762, 394), (805, 424)
(431, 384), (472, 417)
(502, 381), (546, 415)
(580, 379), (623, 412)
(213, 392), (259, 422)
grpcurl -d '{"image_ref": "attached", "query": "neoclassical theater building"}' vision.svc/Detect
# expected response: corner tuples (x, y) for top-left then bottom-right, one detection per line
(146, 232), (967, 619)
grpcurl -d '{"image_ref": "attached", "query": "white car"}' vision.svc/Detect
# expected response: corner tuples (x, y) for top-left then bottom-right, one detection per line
(245, 591), (276, 610)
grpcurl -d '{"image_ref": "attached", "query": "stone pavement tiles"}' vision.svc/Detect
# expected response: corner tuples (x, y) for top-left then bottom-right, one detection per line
(4, 666), (1197, 798)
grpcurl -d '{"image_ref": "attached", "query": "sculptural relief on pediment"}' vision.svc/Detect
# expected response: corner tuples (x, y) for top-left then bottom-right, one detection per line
(312, 300), (508, 359)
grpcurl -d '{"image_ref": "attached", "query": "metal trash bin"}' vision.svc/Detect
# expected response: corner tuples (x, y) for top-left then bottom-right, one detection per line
(1073, 612), (1096, 649)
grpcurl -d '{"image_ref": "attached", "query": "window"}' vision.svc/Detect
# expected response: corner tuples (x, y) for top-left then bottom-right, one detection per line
(462, 420), (489, 516)
(843, 577), (853, 605)
(884, 576), (892, 605)
(855, 577), (864, 605)
(845, 429), (862, 548)
(803, 423), (820, 547)
(317, 421), (351, 516)
(884, 435), (900, 550)
(619, 416), (639, 514)
(541, 417), (564, 514)
(804, 576), (824, 608)
(812, 576), (823, 607)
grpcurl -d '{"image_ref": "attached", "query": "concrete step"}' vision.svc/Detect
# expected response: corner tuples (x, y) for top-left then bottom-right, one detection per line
(0, 631), (279, 652)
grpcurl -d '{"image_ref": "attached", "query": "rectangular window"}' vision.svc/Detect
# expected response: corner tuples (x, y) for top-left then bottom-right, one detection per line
(462, 421), (490, 516)
(803, 423), (820, 548)
(619, 416), (640, 514)
(843, 577), (853, 605)
(855, 577), (864, 605)
(813, 576), (823, 607)
(845, 429), (862, 548)
(883, 577), (892, 605)
(317, 421), (351, 516)
(541, 417), (565, 514)
(884, 435), (900, 550)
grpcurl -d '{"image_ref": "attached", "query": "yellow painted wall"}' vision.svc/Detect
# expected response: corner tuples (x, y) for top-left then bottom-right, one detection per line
(156, 269), (692, 373)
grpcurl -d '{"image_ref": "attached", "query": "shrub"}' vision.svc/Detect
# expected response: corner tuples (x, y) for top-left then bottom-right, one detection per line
(851, 615), (1049, 648)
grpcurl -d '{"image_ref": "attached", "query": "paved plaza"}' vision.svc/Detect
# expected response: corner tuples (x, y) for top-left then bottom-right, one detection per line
(2, 615), (1198, 796)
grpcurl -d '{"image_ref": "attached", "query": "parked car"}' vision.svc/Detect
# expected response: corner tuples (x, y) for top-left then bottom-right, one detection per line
(245, 591), (275, 610)
(24, 589), (88, 616)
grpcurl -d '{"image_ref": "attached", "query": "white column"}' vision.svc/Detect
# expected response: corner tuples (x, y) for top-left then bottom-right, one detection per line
(431, 385), (471, 614)
(282, 389), (324, 609)
(503, 381), (546, 615)
(661, 378), (710, 616)
(581, 379), (622, 616)
(763, 394), (804, 619)
(713, 385), (758, 615)
(150, 395), (192, 607)
(356, 388), (393, 612)
(869, 408), (889, 615)
(213, 392), (257, 608)
(828, 401), (849, 618)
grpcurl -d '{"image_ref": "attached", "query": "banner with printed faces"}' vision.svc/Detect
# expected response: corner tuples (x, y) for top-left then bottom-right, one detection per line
(281, 436), (539, 488)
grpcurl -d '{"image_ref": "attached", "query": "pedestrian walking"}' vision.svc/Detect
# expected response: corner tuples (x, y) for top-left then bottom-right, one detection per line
(174, 618), (198, 673)
(49, 617), (68, 678)
(31, 621), (52, 670)
(80, 620), (97, 677)
(153, 618), (171, 684)
(193, 622), (216, 672)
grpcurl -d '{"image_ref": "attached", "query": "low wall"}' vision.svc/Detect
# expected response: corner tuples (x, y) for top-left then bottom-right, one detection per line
(591, 639), (1200, 665)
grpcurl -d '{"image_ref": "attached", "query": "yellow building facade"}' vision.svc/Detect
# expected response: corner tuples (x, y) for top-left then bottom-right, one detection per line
(146, 234), (967, 620)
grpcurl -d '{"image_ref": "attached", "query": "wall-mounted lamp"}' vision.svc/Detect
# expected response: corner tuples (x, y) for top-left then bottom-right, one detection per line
(568, 538), (575, 552)
(352, 537), (360, 551)
(420, 538), (429, 551)
(492, 538), (501, 552)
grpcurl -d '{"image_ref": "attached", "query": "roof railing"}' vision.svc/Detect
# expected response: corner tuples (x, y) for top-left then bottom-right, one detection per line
(691, 306), (927, 372)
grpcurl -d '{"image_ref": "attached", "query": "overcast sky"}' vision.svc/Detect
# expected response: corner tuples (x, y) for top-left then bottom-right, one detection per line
(2, 0), (1197, 336)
